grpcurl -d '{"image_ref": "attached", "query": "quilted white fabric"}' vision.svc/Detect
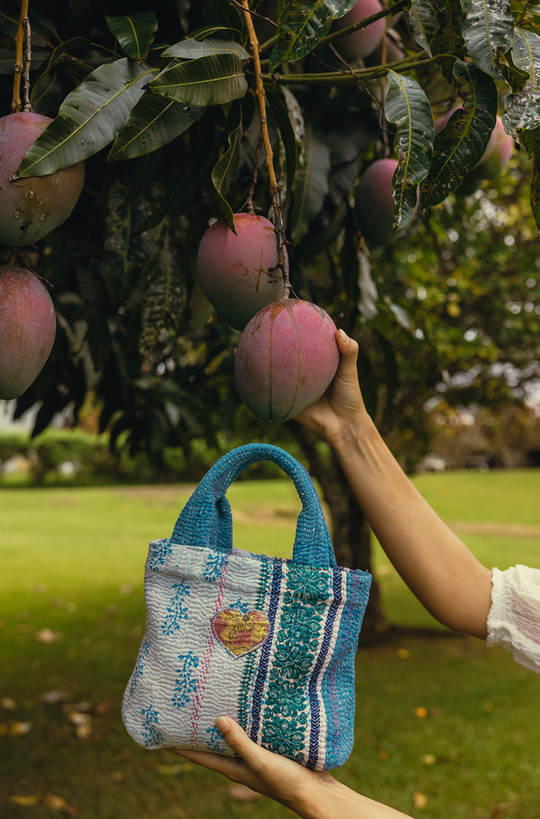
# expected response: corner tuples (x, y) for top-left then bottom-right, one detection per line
(487, 564), (540, 673)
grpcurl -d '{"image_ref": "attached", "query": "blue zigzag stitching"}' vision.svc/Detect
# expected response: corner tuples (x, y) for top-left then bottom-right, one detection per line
(140, 704), (164, 747)
(147, 538), (173, 570)
(205, 724), (223, 751)
(161, 581), (191, 635)
(203, 551), (227, 581)
(172, 651), (199, 709)
(129, 638), (150, 696)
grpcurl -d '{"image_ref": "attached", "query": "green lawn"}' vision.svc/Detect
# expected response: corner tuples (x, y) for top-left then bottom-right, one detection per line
(1, 471), (540, 818)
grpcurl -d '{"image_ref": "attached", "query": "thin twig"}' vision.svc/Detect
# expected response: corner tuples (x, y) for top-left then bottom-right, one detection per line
(23, 15), (32, 112)
(11, 0), (29, 113)
(228, 0), (278, 27)
(240, 0), (288, 289)
(243, 131), (264, 214)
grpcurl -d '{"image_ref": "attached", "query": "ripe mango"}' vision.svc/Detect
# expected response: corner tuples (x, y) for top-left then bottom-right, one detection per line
(234, 299), (339, 422)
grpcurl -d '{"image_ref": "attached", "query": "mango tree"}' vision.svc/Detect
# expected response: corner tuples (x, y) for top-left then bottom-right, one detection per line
(1, 0), (540, 637)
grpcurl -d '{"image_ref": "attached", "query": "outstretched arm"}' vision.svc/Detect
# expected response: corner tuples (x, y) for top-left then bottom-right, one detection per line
(294, 331), (492, 639)
(170, 717), (413, 819)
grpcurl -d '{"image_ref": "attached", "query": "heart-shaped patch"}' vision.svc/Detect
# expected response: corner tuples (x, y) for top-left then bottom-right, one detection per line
(211, 609), (270, 658)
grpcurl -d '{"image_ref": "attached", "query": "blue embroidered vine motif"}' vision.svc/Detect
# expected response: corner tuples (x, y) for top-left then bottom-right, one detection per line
(147, 538), (172, 570)
(172, 651), (199, 709)
(203, 551), (227, 581)
(129, 638), (150, 695)
(205, 724), (223, 751)
(229, 597), (249, 613)
(161, 581), (191, 635)
(140, 704), (164, 747)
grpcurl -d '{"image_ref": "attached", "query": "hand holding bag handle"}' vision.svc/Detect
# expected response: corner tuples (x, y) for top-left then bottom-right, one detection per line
(170, 443), (337, 568)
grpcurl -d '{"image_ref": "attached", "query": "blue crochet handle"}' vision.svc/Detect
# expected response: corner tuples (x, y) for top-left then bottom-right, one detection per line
(170, 443), (337, 568)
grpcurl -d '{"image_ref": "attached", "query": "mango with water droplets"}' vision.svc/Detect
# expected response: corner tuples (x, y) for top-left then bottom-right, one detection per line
(234, 299), (339, 422)
(0, 112), (84, 246)
(196, 213), (287, 330)
(0, 265), (56, 399)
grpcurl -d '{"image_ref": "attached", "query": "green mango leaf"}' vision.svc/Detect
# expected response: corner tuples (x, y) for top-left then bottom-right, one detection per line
(19, 58), (158, 177)
(135, 119), (216, 234)
(148, 53), (248, 107)
(188, 25), (243, 41)
(503, 28), (540, 135)
(269, 0), (357, 72)
(212, 100), (243, 230)
(0, 47), (48, 74)
(430, 0), (465, 57)
(118, 150), (163, 209)
(267, 89), (299, 200)
(105, 12), (158, 61)
(420, 60), (498, 208)
(460, 0), (514, 79)
(30, 37), (92, 106)
(0, 0), (57, 49)
(385, 71), (434, 233)
(163, 38), (250, 60)
(521, 128), (540, 233)
(209, 0), (242, 31)
(108, 93), (205, 161)
(291, 125), (331, 245)
(409, 0), (438, 55)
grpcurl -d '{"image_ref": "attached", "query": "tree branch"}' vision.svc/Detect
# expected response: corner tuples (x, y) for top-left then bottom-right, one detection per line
(11, 0), (29, 113)
(240, 0), (288, 290)
(23, 15), (32, 112)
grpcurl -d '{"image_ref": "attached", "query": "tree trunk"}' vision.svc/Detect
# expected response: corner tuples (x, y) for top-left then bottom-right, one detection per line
(288, 424), (389, 644)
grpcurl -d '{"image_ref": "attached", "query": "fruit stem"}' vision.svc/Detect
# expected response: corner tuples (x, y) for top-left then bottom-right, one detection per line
(11, 0), (30, 113)
(8, 248), (17, 266)
(239, 0), (288, 288)
(23, 15), (32, 112)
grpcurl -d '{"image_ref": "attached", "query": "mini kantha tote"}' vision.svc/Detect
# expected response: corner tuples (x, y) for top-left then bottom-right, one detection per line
(122, 443), (372, 770)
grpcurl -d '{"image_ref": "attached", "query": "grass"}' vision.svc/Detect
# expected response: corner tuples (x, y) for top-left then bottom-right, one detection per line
(1, 470), (540, 818)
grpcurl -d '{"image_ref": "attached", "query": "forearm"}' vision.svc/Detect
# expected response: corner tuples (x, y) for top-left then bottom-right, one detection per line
(296, 777), (413, 819)
(329, 414), (492, 638)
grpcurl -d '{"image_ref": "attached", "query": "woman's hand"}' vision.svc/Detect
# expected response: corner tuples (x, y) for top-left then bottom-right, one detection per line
(293, 330), (369, 446)
(168, 716), (333, 815)
(168, 717), (414, 818)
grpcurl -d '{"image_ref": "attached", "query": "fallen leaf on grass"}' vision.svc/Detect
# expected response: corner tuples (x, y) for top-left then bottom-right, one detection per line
(44, 794), (78, 816)
(422, 754), (436, 766)
(111, 771), (123, 781)
(0, 721), (33, 736)
(414, 792), (427, 809)
(153, 762), (194, 775)
(415, 707), (428, 719)
(396, 648), (411, 660)
(35, 628), (62, 644)
(10, 795), (40, 806)
(0, 697), (17, 710)
(228, 785), (262, 801)
(95, 701), (113, 715)
(40, 691), (72, 704)
(66, 711), (91, 740)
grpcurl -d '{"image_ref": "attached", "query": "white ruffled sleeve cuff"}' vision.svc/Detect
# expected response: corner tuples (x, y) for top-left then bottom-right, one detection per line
(487, 564), (540, 674)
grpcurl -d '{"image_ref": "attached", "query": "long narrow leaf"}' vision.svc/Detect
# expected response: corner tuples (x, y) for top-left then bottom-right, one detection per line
(409, 0), (438, 55)
(503, 28), (540, 135)
(270, 0), (356, 72)
(30, 37), (92, 106)
(19, 58), (158, 177)
(163, 38), (250, 60)
(460, 0), (514, 79)
(212, 100), (243, 230)
(385, 71), (434, 232)
(267, 89), (299, 200)
(522, 129), (540, 233)
(105, 12), (158, 61)
(119, 150), (163, 209)
(430, 0), (465, 59)
(108, 93), (205, 161)
(420, 60), (497, 207)
(291, 125), (331, 245)
(148, 53), (247, 107)
(0, 47), (48, 74)
(135, 119), (216, 234)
